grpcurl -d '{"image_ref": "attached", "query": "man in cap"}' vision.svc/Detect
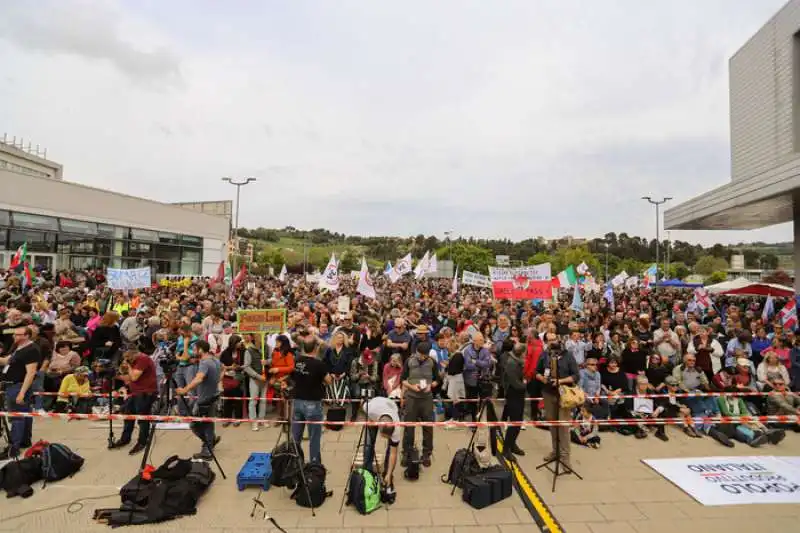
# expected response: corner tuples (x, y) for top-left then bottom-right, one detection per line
(401, 341), (439, 468)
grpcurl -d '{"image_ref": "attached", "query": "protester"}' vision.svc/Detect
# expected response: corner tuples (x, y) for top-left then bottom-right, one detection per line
(401, 341), (438, 467)
(0, 326), (41, 459)
(289, 336), (331, 464)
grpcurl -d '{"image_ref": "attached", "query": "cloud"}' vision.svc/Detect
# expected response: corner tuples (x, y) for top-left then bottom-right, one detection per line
(0, 0), (792, 248)
(0, 1), (181, 84)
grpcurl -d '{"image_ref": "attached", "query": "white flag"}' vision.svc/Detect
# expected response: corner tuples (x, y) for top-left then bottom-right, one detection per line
(278, 264), (287, 282)
(357, 257), (376, 299)
(451, 266), (458, 295)
(390, 253), (412, 283)
(318, 252), (340, 291)
(427, 253), (438, 276)
(414, 251), (430, 280)
(577, 262), (589, 275)
(610, 270), (628, 288)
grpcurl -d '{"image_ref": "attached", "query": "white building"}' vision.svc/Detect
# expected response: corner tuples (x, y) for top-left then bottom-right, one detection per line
(665, 0), (800, 291)
(0, 145), (228, 277)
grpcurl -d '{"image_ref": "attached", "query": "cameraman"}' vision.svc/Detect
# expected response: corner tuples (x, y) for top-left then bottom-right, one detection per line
(176, 340), (222, 461)
(0, 326), (41, 459)
(361, 395), (400, 489)
(174, 324), (199, 415)
(535, 332), (579, 470)
(113, 350), (158, 455)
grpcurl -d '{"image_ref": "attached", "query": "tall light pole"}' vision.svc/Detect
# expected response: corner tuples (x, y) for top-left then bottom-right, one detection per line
(665, 230), (671, 280)
(641, 196), (672, 285)
(444, 230), (454, 276)
(222, 177), (257, 271)
(604, 241), (609, 283)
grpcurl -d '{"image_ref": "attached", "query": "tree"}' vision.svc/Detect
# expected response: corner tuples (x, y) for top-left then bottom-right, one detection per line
(694, 255), (728, 276)
(762, 270), (792, 286)
(527, 252), (553, 266)
(551, 246), (601, 276)
(256, 249), (285, 270)
(667, 261), (690, 280)
(437, 242), (493, 273)
(760, 253), (779, 270)
(338, 249), (360, 273)
(706, 271), (728, 284)
(742, 250), (761, 269)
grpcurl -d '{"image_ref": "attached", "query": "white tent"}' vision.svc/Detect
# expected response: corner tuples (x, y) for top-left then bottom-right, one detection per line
(705, 277), (752, 294)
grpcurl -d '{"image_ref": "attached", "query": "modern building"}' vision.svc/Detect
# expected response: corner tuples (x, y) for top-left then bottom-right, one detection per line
(0, 147), (229, 277)
(665, 0), (800, 291)
(1, 135), (62, 179)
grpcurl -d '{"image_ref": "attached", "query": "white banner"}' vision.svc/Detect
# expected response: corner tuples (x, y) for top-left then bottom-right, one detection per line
(107, 267), (151, 290)
(461, 270), (491, 288)
(643, 456), (800, 506)
(488, 263), (551, 282)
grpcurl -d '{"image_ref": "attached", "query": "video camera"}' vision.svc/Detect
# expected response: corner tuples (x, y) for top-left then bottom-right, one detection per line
(155, 341), (179, 374)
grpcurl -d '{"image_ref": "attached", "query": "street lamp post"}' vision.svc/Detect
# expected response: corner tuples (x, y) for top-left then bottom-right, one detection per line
(665, 230), (671, 280)
(641, 196), (672, 285)
(222, 177), (257, 272)
(444, 230), (454, 274)
(604, 242), (609, 283)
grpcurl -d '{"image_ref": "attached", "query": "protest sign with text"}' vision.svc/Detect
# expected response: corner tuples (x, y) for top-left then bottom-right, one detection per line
(236, 309), (287, 334)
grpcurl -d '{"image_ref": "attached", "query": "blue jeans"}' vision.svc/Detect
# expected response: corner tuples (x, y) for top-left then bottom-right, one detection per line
(292, 399), (323, 464)
(5, 383), (33, 452)
(32, 371), (45, 410)
(363, 426), (392, 474)
(175, 365), (197, 415)
(686, 397), (718, 432)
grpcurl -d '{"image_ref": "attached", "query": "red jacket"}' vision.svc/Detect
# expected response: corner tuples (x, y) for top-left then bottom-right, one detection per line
(524, 337), (543, 381)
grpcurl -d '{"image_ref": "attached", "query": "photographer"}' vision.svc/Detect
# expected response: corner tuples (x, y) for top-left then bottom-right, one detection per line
(112, 349), (158, 455)
(176, 340), (222, 461)
(361, 395), (400, 491)
(535, 332), (580, 470)
(0, 326), (41, 460)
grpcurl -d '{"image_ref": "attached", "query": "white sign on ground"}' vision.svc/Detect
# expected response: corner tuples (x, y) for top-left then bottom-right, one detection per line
(643, 456), (800, 506)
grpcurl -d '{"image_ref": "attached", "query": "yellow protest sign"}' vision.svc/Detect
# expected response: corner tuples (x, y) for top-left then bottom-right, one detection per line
(236, 309), (286, 334)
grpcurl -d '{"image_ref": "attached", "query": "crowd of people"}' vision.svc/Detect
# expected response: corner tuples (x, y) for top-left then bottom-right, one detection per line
(1, 266), (799, 471)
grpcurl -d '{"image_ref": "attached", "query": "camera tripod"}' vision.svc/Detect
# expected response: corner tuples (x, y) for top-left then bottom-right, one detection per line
(0, 388), (20, 464)
(338, 388), (389, 513)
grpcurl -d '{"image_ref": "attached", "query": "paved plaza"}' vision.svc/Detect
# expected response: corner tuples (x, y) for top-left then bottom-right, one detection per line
(2, 417), (800, 533)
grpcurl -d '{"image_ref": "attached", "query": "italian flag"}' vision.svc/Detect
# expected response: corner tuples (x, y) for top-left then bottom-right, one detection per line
(553, 265), (577, 288)
(10, 242), (27, 270)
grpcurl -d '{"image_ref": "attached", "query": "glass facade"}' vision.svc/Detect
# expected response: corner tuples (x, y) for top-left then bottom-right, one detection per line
(0, 208), (203, 275)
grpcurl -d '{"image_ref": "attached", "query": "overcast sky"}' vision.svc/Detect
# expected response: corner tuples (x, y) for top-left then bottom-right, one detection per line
(0, 0), (792, 246)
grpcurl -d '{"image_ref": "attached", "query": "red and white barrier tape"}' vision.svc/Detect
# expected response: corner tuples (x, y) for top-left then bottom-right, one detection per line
(2, 410), (798, 427)
(32, 389), (798, 403)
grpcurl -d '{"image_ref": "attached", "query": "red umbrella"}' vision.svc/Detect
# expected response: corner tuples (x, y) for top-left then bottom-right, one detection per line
(721, 283), (793, 298)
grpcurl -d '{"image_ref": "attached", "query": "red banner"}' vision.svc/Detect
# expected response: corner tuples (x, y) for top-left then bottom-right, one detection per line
(491, 279), (552, 300)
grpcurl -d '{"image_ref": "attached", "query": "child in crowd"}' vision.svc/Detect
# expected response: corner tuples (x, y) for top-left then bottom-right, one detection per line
(571, 404), (601, 448)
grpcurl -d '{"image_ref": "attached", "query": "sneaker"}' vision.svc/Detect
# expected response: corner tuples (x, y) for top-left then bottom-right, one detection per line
(422, 455), (432, 468)
(635, 428), (648, 439)
(509, 444), (526, 456)
(768, 429), (786, 445)
(232, 421), (241, 427)
(655, 429), (669, 442)
(193, 451), (213, 461)
(749, 433), (769, 448)
(251, 422), (260, 432)
(221, 421), (231, 428)
(0, 447), (19, 460)
(109, 439), (131, 450)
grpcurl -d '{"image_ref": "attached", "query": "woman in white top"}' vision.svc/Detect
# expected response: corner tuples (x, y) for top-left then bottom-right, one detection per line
(687, 327), (724, 375)
(756, 351), (791, 391)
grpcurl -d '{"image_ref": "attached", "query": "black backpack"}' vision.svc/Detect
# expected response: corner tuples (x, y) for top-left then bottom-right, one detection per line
(270, 442), (304, 489)
(41, 443), (84, 483)
(403, 447), (421, 481)
(291, 463), (332, 508)
(441, 448), (481, 487)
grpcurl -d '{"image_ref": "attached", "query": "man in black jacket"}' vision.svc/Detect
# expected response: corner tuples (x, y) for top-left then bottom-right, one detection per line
(502, 343), (527, 459)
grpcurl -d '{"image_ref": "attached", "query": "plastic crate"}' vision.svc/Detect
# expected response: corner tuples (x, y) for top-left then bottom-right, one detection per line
(237, 452), (272, 491)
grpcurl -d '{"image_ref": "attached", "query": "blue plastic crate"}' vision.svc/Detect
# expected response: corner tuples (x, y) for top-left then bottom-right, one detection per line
(237, 452), (272, 491)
